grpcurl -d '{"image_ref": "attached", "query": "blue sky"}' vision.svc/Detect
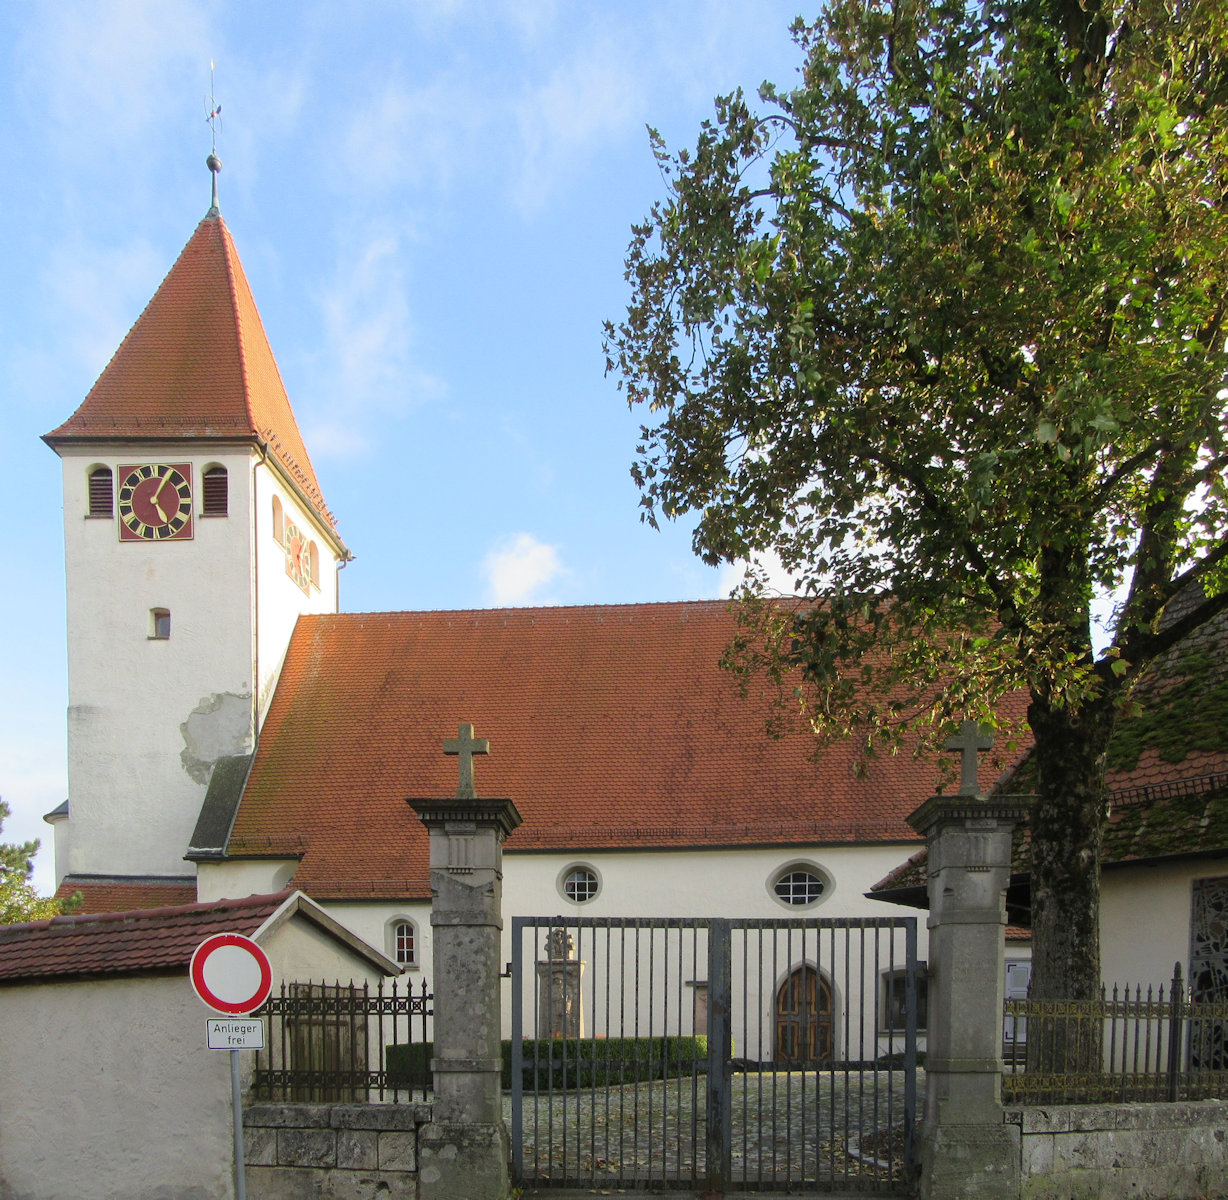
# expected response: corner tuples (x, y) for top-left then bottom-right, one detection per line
(1, 2), (809, 891)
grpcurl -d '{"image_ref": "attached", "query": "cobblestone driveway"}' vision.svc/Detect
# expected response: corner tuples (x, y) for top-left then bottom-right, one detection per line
(506, 1067), (918, 1193)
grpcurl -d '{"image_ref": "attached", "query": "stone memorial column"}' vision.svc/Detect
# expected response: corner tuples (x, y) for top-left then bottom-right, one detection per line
(537, 928), (586, 1038)
(410, 723), (522, 1200)
(906, 722), (1029, 1200)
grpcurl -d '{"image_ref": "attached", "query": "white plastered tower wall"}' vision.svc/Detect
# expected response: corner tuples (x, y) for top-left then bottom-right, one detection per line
(253, 457), (341, 721)
(52, 443), (340, 887)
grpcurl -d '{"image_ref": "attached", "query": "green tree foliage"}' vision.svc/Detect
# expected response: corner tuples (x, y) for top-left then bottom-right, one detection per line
(606, 0), (1228, 1005)
(0, 799), (76, 924)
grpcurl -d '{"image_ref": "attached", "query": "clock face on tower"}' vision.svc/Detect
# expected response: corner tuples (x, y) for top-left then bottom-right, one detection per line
(116, 463), (194, 542)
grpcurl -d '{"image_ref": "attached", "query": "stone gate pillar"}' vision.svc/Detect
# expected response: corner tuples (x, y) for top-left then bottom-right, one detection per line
(906, 723), (1029, 1200)
(410, 723), (522, 1200)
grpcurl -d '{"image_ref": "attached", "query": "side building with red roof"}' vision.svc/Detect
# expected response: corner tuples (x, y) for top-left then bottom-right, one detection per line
(0, 891), (397, 1200)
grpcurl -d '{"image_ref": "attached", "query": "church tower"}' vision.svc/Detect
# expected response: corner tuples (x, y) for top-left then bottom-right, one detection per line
(43, 179), (348, 898)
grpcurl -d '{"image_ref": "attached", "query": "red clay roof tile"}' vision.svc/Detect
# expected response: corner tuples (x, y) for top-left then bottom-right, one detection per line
(228, 601), (1029, 900)
(55, 878), (197, 914)
(0, 891), (289, 984)
(43, 215), (338, 533)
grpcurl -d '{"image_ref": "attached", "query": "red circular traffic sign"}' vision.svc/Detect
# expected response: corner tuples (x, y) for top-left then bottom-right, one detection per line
(190, 933), (273, 1016)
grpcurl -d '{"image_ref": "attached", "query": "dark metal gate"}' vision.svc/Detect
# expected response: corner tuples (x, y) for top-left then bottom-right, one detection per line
(510, 915), (918, 1193)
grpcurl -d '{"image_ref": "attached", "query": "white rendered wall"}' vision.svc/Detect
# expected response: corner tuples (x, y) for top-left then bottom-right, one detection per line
(55, 445), (341, 886)
(197, 857), (301, 903)
(58, 445), (259, 882)
(0, 917), (390, 1200)
(0, 975), (237, 1200)
(252, 462), (340, 721)
(1101, 859), (1227, 990)
(311, 842), (928, 1054)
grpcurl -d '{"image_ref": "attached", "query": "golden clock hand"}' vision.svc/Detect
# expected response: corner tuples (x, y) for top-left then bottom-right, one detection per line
(150, 472), (172, 522)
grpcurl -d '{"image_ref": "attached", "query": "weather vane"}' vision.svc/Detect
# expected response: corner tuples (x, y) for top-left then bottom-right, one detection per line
(205, 60), (222, 215)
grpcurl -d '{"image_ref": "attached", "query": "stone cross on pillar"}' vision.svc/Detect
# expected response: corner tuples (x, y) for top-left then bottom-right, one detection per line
(444, 722), (489, 799)
(410, 725), (522, 1200)
(945, 719), (993, 796)
(906, 787), (1029, 1200)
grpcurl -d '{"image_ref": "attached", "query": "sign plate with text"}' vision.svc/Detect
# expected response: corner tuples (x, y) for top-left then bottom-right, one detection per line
(206, 1017), (266, 1050)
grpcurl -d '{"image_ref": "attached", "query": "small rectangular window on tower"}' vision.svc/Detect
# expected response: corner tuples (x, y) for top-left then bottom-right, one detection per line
(151, 609), (171, 640)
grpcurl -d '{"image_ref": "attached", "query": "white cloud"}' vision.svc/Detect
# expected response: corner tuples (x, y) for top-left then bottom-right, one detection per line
(510, 45), (639, 215)
(17, 0), (211, 159)
(298, 231), (445, 458)
(337, 74), (481, 198)
(718, 549), (802, 599)
(483, 533), (566, 606)
(42, 238), (168, 380)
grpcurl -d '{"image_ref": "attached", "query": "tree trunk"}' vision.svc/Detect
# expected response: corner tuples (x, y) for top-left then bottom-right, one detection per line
(1026, 691), (1119, 1074)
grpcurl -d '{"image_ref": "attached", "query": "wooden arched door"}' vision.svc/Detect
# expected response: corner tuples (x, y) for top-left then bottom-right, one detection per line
(775, 965), (833, 1066)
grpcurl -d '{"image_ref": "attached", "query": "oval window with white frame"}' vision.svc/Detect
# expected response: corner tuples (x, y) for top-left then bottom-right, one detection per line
(769, 863), (831, 909)
(558, 863), (601, 904)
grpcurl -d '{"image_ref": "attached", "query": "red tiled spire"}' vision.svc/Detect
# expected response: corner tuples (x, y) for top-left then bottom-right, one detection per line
(44, 214), (338, 533)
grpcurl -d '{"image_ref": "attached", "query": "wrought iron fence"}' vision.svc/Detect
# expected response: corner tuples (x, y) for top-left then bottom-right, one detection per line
(252, 977), (433, 1103)
(1003, 963), (1228, 1104)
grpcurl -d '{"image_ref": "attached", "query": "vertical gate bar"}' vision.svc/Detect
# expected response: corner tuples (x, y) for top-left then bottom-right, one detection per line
(827, 926), (836, 1183)
(706, 917), (731, 1194)
(618, 923), (628, 1186)
(648, 924), (657, 1185)
(872, 925), (883, 1179)
(857, 924), (866, 1182)
(692, 924), (702, 1188)
(532, 923), (542, 1174)
(739, 924), (749, 1189)
(757, 924), (766, 1189)
(1168, 963), (1184, 1103)
(772, 923), (781, 1183)
(904, 918), (918, 1177)
(510, 918), (525, 1183)
(633, 919), (642, 1186)
(842, 927), (852, 1188)
(799, 920), (808, 1185)
(785, 920), (795, 1188)
(603, 922), (612, 1178)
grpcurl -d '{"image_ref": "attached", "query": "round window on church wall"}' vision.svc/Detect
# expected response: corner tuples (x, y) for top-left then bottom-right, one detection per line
(771, 866), (828, 908)
(560, 865), (600, 904)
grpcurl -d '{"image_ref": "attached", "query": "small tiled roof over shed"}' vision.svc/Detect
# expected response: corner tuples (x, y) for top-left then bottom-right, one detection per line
(0, 891), (287, 985)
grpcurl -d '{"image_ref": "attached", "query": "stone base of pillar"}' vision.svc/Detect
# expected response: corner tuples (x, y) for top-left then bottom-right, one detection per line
(418, 1120), (510, 1200)
(918, 1120), (1020, 1200)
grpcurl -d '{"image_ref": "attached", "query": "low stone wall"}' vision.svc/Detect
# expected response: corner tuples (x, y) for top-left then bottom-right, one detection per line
(244, 1102), (432, 1200)
(1007, 1100), (1228, 1200)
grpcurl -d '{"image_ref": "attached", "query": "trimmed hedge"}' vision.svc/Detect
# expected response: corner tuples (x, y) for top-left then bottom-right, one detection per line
(388, 1036), (709, 1091)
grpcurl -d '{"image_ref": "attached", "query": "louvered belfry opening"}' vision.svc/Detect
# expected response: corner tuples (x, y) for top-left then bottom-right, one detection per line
(202, 465), (228, 516)
(88, 466), (113, 516)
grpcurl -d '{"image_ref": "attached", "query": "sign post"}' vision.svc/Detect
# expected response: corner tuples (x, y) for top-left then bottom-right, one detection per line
(191, 934), (274, 1200)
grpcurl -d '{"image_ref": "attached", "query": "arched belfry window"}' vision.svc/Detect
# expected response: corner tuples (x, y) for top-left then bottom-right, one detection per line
(308, 542), (320, 588)
(271, 496), (284, 545)
(202, 466), (228, 516)
(88, 466), (113, 517)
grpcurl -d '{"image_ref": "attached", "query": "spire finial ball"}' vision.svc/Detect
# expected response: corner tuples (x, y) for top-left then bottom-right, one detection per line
(207, 153), (222, 174)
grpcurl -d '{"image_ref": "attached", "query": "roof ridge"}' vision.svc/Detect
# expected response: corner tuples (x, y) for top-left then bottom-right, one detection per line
(320, 598), (742, 620)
